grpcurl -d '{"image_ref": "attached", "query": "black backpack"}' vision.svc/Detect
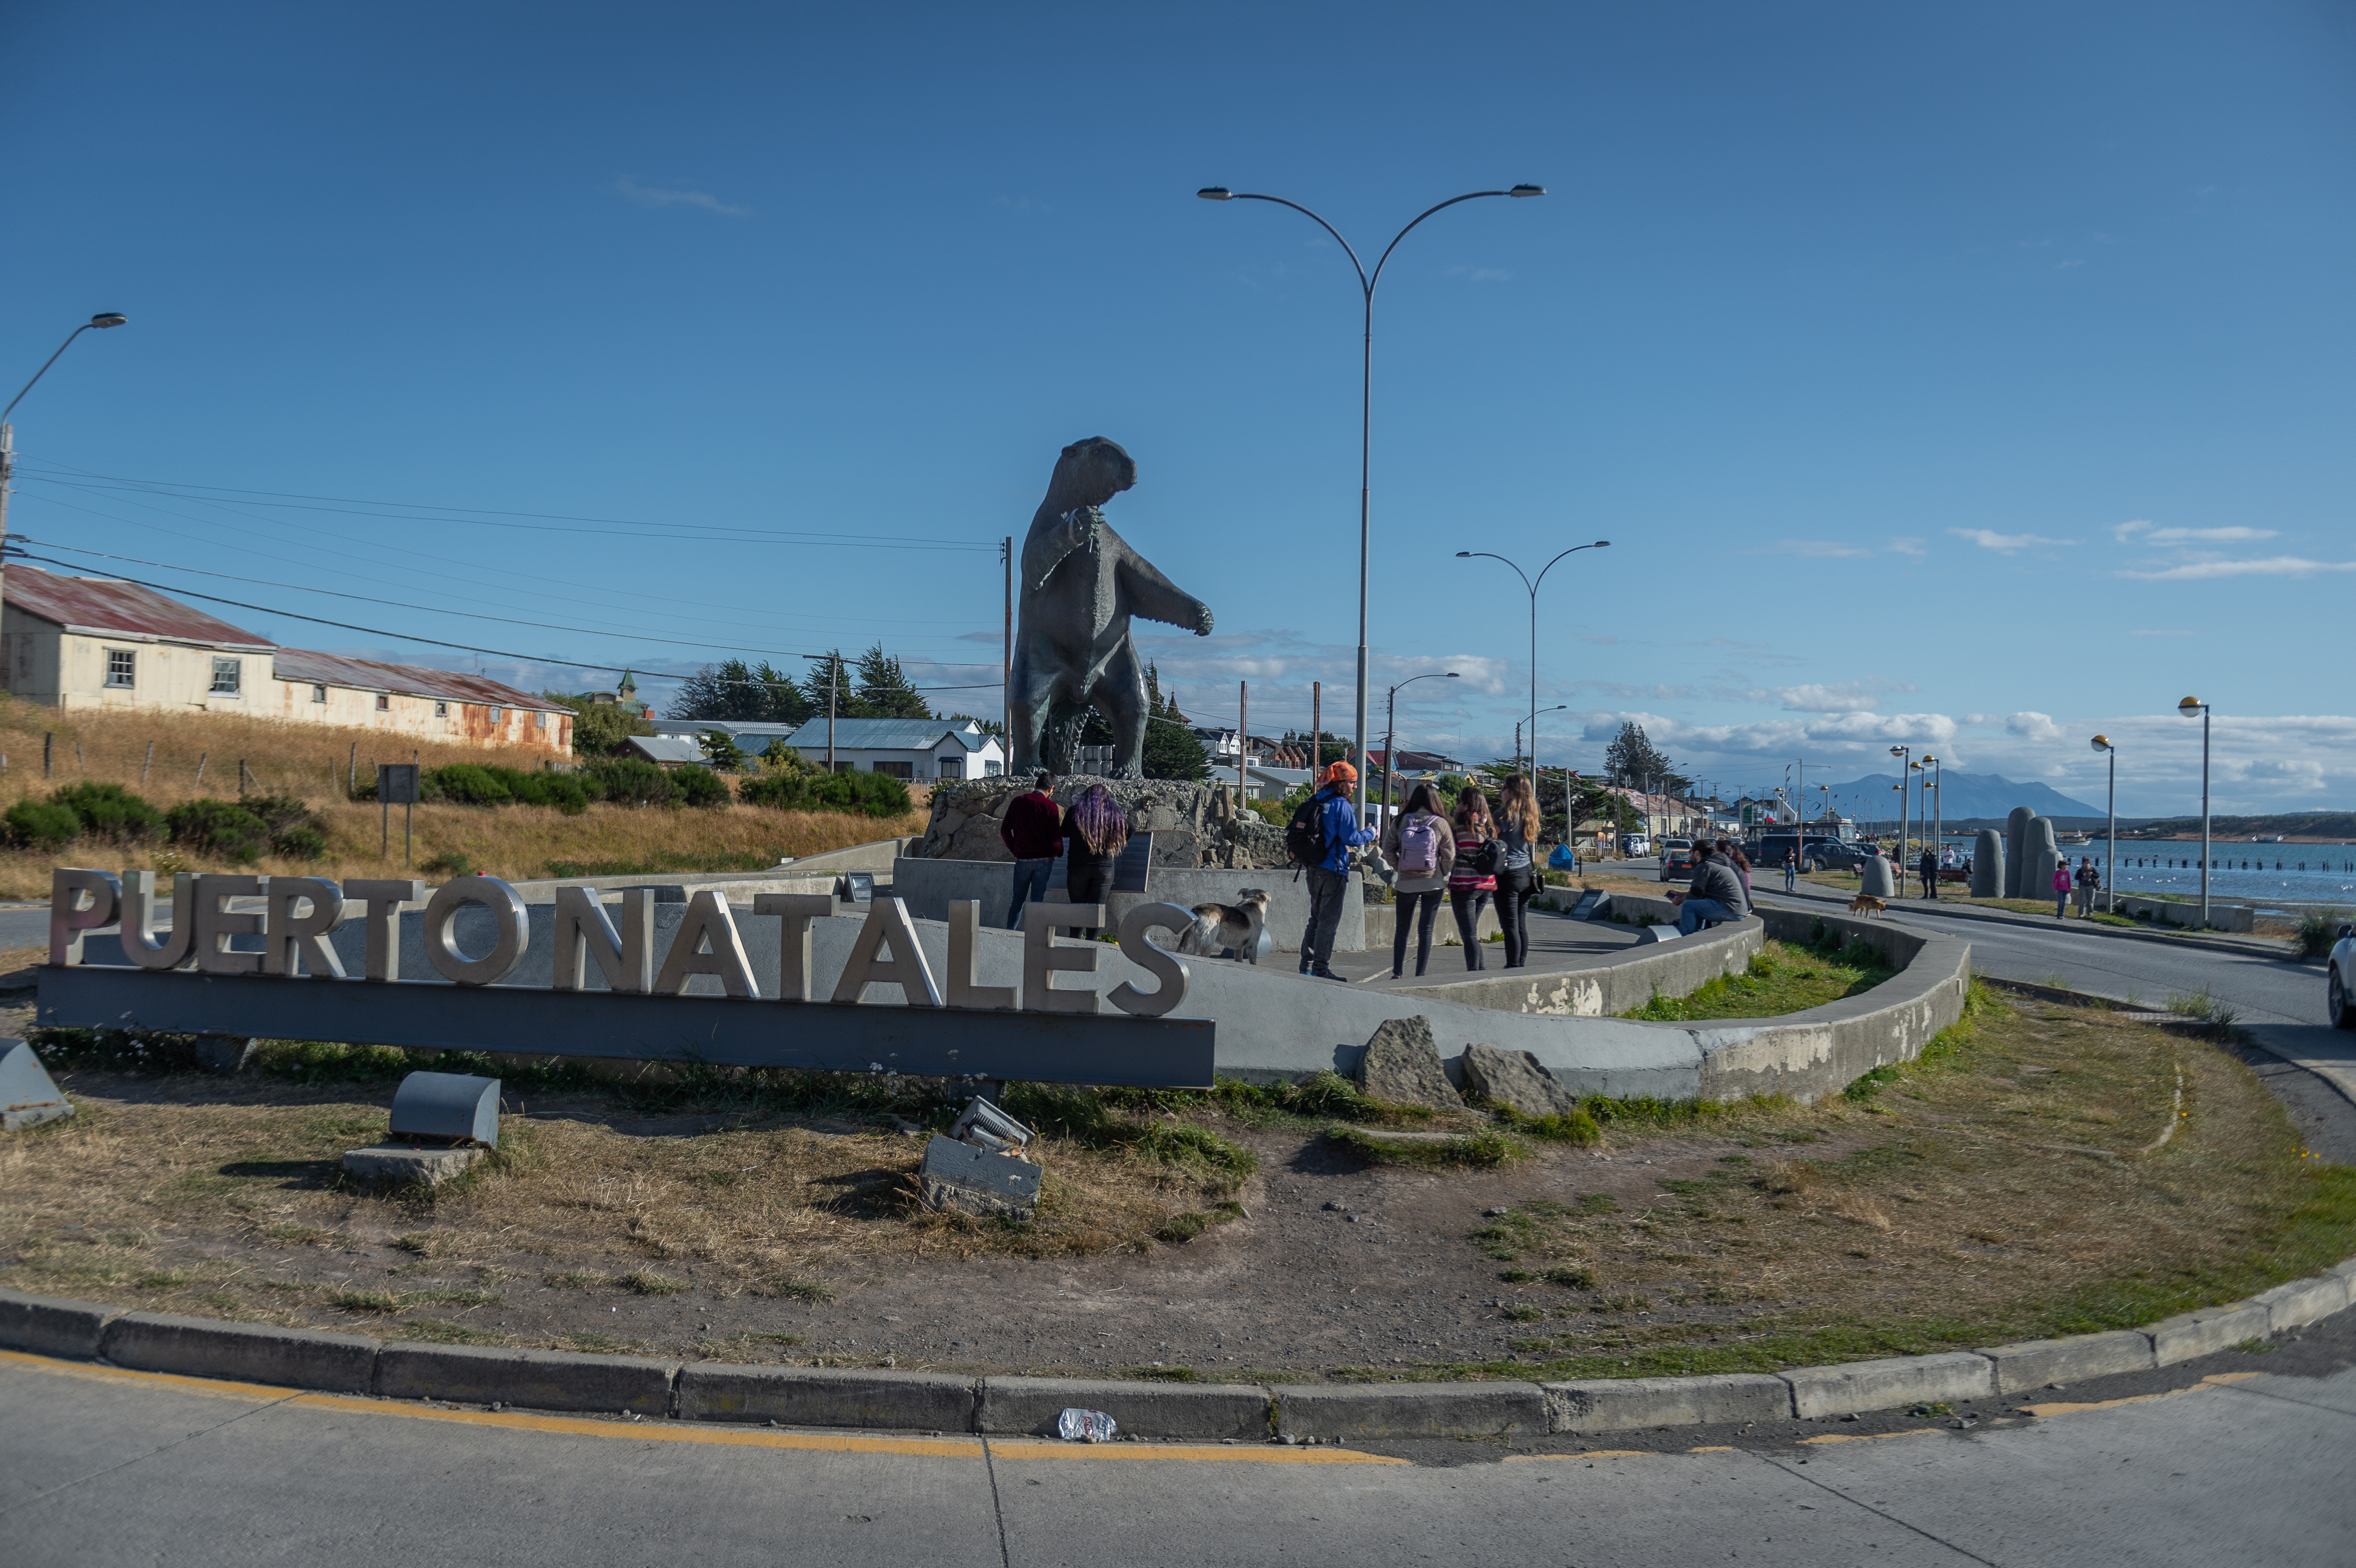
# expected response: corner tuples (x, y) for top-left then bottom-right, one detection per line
(1284, 789), (1333, 871)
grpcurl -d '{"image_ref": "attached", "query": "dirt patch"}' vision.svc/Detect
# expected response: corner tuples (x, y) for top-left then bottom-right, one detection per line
(4, 992), (2350, 1384)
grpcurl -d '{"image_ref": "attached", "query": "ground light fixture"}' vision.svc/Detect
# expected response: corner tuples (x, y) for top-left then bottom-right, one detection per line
(2178, 697), (2212, 926)
(2091, 735), (2117, 913)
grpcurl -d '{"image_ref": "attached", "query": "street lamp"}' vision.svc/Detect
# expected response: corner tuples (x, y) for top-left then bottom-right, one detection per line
(1, 312), (130, 592)
(2090, 735), (2117, 913)
(1381, 671), (1459, 822)
(1922, 754), (1942, 876)
(1457, 542), (1609, 781)
(1202, 182), (1545, 826)
(1888, 744), (1912, 892)
(2179, 696), (2212, 927)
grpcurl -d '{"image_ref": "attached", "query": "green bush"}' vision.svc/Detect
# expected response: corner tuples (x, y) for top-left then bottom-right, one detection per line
(2296, 910), (2346, 962)
(425, 763), (514, 806)
(672, 766), (732, 808)
(50, 782), (165, 841)
(4, 799), (84, 850)
(272, 824), (330, 860)
(737, 768), (910, 818)
(164, 798), (271, 863)
(584, 757), (676, 808)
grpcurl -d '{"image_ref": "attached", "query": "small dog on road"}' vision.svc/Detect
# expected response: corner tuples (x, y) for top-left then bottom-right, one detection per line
(1177, 889), (1270, 963)
(1847, 893), (1888, 918)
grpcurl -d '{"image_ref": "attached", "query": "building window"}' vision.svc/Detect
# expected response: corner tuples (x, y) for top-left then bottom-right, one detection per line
(434, 701), (448, 718)
(873, 760), (913, 779)
(938, 757), (963, 780)
(984, 760), (1002, 776)
(534, 710), (547, 730)
(106, 649), (136, 689)
(310, 683), (327, 704)
(375, 693), (390, 712)
(209, 657), (241, 695)
(490, 705), (504, 723)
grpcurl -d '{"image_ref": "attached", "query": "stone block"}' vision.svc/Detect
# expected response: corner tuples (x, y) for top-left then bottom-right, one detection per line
(1459, 1044), (1576, 1119)
(1780, 1352), (1993, 1418)
(1276, 1382), (1544, 1439)
(978, 1376), (1269, 1439)
(1970, 830), (2004, 900)
(341, 1143), (483, 1187)
(918, 1134), (1040, 1218)
(0, 1288), (121, 1359)
(2252, 1274), (2350, 1333)
(2148, 1303), (2273, 1366)
(101, 1313), (378, 1392)
(678, 1364), (977, 1430)
(1543, 1373), (1791, 1434)
(1980, 1331), (2155, 1395)
(1355, 1016), (1462, 1109)
(374, 1342), (676, 1413)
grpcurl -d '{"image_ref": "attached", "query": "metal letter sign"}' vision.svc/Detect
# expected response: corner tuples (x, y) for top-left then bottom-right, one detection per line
(38, 871), (1212, 1089)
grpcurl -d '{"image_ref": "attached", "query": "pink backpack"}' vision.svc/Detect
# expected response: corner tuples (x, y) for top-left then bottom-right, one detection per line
(1397, 813), (1442, 877)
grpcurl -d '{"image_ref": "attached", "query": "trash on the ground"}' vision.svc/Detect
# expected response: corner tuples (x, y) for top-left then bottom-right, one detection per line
(950, 1096), (1036, 1154)
(1484, 1206), (1509, 1217)
(1057, 1407), (1118, 1443)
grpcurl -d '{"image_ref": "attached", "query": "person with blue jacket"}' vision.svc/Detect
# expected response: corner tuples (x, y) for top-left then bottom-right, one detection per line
(1299, 760), (1375, 981)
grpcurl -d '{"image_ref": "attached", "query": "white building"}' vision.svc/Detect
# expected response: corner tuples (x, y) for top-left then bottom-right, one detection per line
(776, 717), (1004, 780)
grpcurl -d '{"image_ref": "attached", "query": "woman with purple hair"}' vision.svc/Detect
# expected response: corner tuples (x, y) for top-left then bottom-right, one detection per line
(1058, 784), (1132, 936)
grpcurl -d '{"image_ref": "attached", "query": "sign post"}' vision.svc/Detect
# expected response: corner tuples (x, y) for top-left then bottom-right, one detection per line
(378, 763), (421, 867)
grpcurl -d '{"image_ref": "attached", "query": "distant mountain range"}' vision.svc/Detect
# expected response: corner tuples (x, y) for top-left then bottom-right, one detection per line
(1809, 771), (2104, 822)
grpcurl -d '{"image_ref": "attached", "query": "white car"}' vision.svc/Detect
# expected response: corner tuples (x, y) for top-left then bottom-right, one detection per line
(2332, 923), (2356, 1031)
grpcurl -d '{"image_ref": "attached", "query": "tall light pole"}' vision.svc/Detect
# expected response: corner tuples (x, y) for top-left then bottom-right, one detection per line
(2090, 735), (2117, 913)
(1, 312), (130, 605)
(1201, 181), (1546, 826)
(1923, 753), (1942, 866)
(1888, 744), (1912, 892)
(1381, 671), (1459, 822)
(1457, 542), (1609, 783)
(2179, 697), (2211, 927)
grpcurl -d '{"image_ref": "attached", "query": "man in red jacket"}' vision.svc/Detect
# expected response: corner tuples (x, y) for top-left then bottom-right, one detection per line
(999, 772), (1063, 928)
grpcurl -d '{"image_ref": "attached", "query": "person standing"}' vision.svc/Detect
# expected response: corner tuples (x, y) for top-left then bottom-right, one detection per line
(1918, 845), (1939, 901)
(1782, 848), (1798, 893)
(2074, 856), (2100, 917)
(1494, 775), (1542, 969)
(998, 771), (1062, 929)
(1379, 782), (1456, 979)
(2052, 857), (2072, 919)
(1297, 761), (1374, 980)
(1058, 784), (1130, 937)
(1447, 786), (1499, 970)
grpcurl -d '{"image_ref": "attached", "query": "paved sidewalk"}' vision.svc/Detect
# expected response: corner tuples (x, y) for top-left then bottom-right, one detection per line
(1755, 874), (2294, 961)
(1323, 900), (1661, 991)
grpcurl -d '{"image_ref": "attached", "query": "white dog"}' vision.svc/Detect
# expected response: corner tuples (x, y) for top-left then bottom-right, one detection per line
(1177, 888), (1270, 964)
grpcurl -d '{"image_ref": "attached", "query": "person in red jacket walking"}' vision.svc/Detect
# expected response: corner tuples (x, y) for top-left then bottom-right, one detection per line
(999, 772), (1063, 928)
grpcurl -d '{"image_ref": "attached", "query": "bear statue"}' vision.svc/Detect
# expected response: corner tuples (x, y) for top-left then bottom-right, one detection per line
(1009, 437), (1214, 778)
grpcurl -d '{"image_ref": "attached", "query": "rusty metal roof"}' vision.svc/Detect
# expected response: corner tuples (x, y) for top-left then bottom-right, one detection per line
(2, 564), (274, 651)
(271, 648), (556, 711)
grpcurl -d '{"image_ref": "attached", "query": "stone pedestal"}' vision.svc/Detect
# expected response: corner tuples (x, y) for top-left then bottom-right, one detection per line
(341, 1144), (483, 1186)
(1970, 829), (2004, 899)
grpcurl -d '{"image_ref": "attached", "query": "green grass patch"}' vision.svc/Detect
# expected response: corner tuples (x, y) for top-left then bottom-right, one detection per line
(1325, 1124), (1527, 1168)
(1621, 938), (1893, 1023)
(1154, 1200), (1245, 1247)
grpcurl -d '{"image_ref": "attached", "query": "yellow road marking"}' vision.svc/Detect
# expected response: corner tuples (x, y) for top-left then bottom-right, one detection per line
(1796, 1428), (1940, 1445)
(1687, 1445), (1736, 1453)
(990, 1440), (1403, 1466)
(1505, 1449), (1653, 1460)
(0, 1349), (295, 1405)
(2017, 1370), (2265, 1419)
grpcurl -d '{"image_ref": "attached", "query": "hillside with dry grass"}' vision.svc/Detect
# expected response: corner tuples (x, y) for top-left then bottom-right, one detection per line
(0, 697), (922, 896)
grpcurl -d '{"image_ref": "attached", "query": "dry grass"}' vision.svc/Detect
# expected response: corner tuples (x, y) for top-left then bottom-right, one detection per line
(0, 696), (921, 895)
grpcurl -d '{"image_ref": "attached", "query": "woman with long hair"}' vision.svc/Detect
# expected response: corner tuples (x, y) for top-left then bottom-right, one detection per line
(1717, 838), (1753, 910)
(1447, 784), (1498, 970)
(1494, 774), (1542, 969)
(1379, 781), (1456, 979)
(1058, 784), (1131, 936)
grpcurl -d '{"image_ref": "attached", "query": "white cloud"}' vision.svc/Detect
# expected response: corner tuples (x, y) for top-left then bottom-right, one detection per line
(1768, 540), (1872, 559)
(2118, 556), (2356, 582)
(2110, 519), (2152, 543)
(1887, 537), (1926, 558)
(614, 175), (749, 217)
(1950, 528), (2076, 553)
(2145, 525), (2277, 544)
(2006, 711), (2062, 740)
(1773, 682), (1910, 713)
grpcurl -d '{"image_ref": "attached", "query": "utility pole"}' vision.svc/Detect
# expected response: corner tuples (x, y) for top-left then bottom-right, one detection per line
(1237, 681), (1249, 800)
(1311, 681), (1321, 772)
(1001, 537), (1013, 749)
(827, 657), (839, 774)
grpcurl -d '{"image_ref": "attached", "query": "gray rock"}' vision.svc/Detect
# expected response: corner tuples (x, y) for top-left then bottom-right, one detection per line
(1460, 1043), (1577, 1118)
(341, 1144), (483, 1187)
(2004, 806), (2035, 899)
(1860, 853), (1897, 899)
(2024, 817), (2061, 904)
(1355, 1016), (1462, 1109)
(1970, 829), (2004, 899)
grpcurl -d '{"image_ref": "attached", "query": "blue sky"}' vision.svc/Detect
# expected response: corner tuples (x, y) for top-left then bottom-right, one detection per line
(2, 1), (2348, 816)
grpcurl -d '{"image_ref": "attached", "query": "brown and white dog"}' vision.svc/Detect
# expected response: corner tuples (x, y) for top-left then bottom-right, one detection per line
(1177, 889), (1271, 964)
(1847, 893), (1888, 918)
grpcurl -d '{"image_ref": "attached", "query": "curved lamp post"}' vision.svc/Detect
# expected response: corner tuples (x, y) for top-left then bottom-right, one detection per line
(2179, 696), (2211, 927)
(1201, 182), (1545, 825)
(1888, 744), (1912, 891)
(2091, 734), (2117, 913)
(1, 312), (130, 588)
(1457, 542), (1609, 780)
(1381, 670), (1459, 822)
(1921, 754), (1941, 882)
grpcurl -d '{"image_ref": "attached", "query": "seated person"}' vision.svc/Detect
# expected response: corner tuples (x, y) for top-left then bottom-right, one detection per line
(1666, 842), (1748, 935)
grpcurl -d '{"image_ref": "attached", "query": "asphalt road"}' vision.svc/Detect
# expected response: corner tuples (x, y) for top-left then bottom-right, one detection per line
(5, 1335), (2354, 1568)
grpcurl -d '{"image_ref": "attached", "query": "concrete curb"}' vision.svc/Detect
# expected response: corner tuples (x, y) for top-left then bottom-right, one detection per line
(5, 1255), (2353, 1440)
(1755, 882), (2289, 960)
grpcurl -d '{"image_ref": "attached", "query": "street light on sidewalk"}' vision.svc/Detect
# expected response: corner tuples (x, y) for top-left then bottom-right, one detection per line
(1888, 744), (1913, 893)
(1458, 542), (1610, 780)
(1921, 754), (1942, 884)
(2090, 735), (2117, 913)
(2178, 696), (2212, 928)
(1, 312), (130, 599)
(1200, 181), (1544, 829)
(1381, 671), (1459, 823)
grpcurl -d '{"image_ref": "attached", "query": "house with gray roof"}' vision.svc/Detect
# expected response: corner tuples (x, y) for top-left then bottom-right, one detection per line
(774, 717), (1005, 781)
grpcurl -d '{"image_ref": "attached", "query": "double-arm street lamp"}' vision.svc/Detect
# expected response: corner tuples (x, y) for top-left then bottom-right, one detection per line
(1200, 182), (1545, 826)
(1, 312), (130, 581)
(1888, 745), (1912, 889)
(2090, 734), (2118, 913)
(2179, 696), (2213, 927)
(1381, 671), (1459, 821)
(1457, 542), (1610, 781)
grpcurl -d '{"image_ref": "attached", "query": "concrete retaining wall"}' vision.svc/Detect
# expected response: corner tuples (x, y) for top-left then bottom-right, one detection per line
(2110, 893), (2256, 934)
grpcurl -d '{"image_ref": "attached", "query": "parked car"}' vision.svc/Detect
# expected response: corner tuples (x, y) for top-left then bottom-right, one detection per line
(1658, 839), (1697, 882)
(2331, 923), (2356, 1030)
(1800, 840), (1871, 873)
